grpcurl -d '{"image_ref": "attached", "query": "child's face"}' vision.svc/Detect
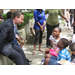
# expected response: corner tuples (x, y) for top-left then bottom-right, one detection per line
(52, 31), (56, 37)
(54, 28), (60, 37)
(57, 39), (64, 49)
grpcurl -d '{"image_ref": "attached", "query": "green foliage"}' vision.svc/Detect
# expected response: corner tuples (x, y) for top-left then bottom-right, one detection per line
(3, 14), (7, 21)
(2, 12), (33, 29)
(17, 12), (33, 29)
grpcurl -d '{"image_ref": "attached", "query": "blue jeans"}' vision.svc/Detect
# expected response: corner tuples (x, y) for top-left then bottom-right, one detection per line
(48, 56), (59, 65)
(12, 38), (21, 48)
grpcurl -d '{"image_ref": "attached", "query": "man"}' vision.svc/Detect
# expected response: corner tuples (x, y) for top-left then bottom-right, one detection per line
(0, 11), (29, 65)
(6, 11), (21, 48)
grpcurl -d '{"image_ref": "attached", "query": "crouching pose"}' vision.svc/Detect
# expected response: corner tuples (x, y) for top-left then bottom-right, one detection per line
(0, 11), (29, 65)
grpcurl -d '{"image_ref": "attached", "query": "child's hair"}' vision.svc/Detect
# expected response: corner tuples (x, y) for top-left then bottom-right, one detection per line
(60, 38), (69, 48)
(70, 43), (75, 51)
(54, 27), (62, 32)
(52, 29), (54, 33)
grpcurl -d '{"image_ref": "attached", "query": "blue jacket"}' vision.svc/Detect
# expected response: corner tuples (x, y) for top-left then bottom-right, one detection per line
(33, 9), (46, 29)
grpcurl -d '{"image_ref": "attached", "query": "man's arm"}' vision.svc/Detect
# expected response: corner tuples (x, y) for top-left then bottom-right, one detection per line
(0, 25), (10, 49)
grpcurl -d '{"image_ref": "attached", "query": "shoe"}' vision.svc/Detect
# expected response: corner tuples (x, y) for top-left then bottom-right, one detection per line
(27, 59), (32, 62)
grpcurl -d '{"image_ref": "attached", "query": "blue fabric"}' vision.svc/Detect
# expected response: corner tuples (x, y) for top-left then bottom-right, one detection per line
(12, 22), (21, 48)
(12, 38), (21, 48)
(33, 9), (46, 29)
(49, 56), (59, 65)
(57, 48), (71, 62)
(48, 48), (71, 65)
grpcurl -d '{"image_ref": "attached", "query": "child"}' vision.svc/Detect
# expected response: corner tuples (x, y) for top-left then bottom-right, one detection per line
(45, 30), (56, 54)
(45, 27), (61, 57)
(70, 43), (75, 63)
(57, 38), (71, 61)
(44, 38), (71, 65)
(49, 30), (56, 47)
(41, 30), (55, 64)
(41, 27), (61, 64)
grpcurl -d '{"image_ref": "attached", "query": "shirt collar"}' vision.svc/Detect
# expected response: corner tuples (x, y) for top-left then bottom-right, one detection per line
(13, 20), (16, 27)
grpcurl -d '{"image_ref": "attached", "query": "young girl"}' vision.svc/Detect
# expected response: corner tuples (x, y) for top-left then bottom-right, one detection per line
(45, 27), (61, 56)
(41, 27), (61, 64)
(49, 30), (56, 47)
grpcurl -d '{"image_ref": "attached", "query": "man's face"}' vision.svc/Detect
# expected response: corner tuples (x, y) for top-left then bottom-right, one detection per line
(16, 15), (24, 25)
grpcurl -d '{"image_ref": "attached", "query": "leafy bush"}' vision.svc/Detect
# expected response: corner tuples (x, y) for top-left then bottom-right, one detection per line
(3, 14), (7, 21)
(17, 12), (33, 29)
(1, 12), (33, 29)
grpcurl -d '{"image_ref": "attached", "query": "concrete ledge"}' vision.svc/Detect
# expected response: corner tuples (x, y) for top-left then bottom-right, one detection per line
(18, 19), (34, 40)
(0, 54), (14, 65)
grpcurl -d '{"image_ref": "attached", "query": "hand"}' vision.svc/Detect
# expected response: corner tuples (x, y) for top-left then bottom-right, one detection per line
(66, 19), (69, 23)
(40, 26), (44, 31)
(20, 36), (23, 40)
(73, 22), (75, 26)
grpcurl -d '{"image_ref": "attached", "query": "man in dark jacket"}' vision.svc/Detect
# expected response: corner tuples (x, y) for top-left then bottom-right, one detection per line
(0, 11), (29, 65)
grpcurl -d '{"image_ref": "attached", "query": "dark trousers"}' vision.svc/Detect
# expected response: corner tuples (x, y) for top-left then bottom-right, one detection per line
(70, 15), (73, 27)
(46, 23), (59, 47)
(1, 43), (29, 65)
(73, 26), (75, 34)
(34, 28), (43, 45)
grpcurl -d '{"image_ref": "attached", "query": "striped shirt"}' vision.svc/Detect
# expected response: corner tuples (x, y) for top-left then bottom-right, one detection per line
(57, 48), (71, 62)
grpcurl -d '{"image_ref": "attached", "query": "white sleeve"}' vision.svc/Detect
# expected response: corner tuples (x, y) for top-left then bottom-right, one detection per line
(49, 35), (52, 40)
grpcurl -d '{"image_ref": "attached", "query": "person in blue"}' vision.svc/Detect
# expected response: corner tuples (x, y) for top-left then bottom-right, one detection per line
(44, 38), (71, 65)
(32, 9), (46, 55)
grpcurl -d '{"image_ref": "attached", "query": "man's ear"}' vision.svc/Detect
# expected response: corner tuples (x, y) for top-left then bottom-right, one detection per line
(15, 16), (18, 20)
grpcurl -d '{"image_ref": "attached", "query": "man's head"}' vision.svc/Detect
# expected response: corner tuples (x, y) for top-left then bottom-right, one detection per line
(13, 11), (24, 25)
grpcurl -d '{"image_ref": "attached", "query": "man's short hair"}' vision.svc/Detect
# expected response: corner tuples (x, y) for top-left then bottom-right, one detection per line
(13, 11), (24, 19)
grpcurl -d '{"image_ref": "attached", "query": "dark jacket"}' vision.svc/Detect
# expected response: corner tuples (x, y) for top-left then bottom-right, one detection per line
(0, 19), (14, 51)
